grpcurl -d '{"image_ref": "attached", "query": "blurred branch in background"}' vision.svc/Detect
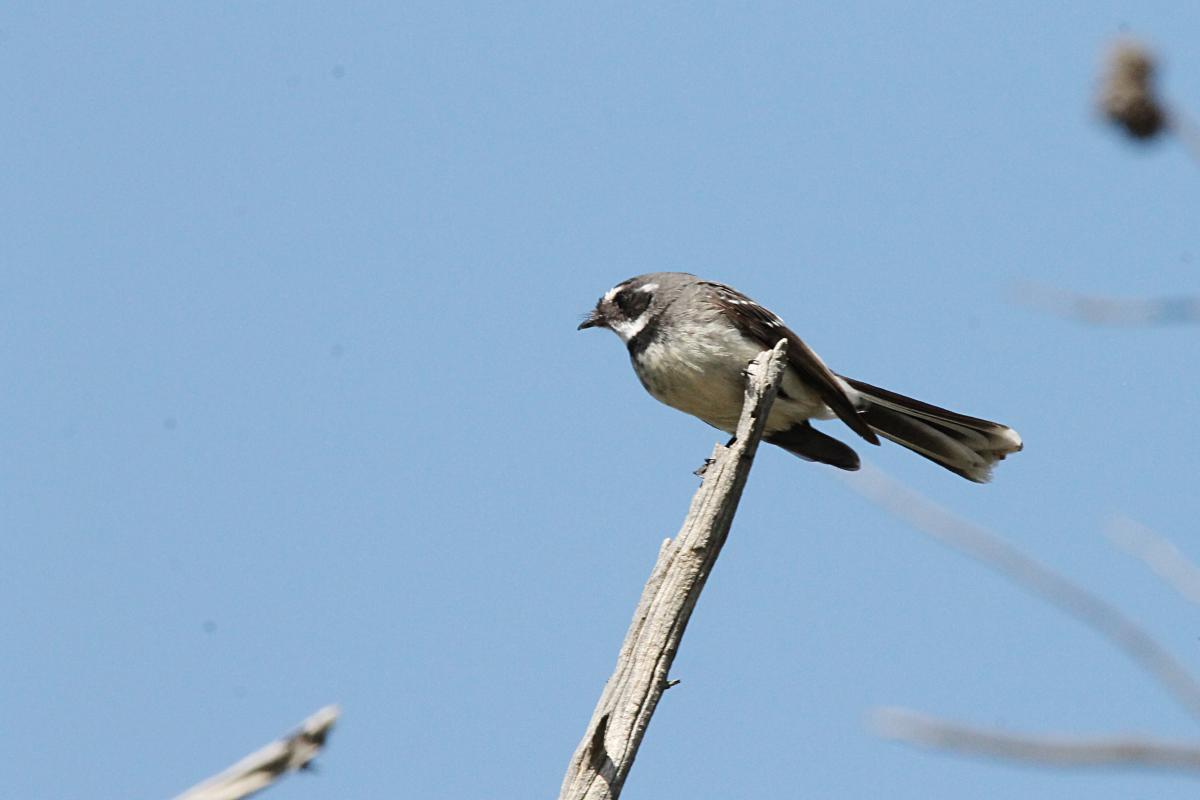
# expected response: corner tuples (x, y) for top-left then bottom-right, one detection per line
(1012, 282), (1200, 326)
(873, 709), (1200, 773)
(174, 705), (339, 800)
(1107, 516), (1200, 607)
(842, 465), (1200, 773)
(1100, 38), (1200, 164)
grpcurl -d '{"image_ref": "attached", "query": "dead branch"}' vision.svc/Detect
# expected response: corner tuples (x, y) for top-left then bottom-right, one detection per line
(558, 340), (788, 800)
(174, 705), (340, 800)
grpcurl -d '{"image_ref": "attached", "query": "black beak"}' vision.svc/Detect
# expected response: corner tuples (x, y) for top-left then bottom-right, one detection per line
(577, 310), (602, 330)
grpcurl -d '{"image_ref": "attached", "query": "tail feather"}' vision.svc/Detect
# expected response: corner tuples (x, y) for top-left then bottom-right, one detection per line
(842, 377), (1023, 483)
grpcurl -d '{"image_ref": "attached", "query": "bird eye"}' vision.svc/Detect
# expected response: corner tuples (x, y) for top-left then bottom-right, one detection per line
(614, 288), (651, 319)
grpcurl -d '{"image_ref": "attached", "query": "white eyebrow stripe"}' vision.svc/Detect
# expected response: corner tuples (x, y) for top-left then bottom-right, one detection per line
(637, 283), (658, 293)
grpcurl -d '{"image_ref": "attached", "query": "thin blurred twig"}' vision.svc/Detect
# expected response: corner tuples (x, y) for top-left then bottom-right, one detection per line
(874, 707), (1200, 773)
(174, 705), (340, 800)
(1169, 108), (1200, 166)
(1012, 283), (1200, 326)
(843, 464), (1200, 722)
(1107, 516), (1200, 606)
(559, 341), (788, 800)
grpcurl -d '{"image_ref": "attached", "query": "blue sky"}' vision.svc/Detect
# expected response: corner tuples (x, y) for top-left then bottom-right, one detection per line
(4, 3), (1200, 798)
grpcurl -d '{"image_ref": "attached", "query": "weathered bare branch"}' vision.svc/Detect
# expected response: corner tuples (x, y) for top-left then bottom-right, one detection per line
(843, 464), (1200, 721)
(174, 705), (340, 800)
(1107, 516), (1200, 606)
(559, 340), (788, 800)
(875, 707), (1200, 773)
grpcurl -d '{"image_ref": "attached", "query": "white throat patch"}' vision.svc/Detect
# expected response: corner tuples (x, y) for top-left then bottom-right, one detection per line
(609, 312), (651, 343)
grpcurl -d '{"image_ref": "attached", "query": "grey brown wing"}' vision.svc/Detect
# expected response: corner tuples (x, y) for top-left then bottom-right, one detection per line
(703, 282), (879, 445)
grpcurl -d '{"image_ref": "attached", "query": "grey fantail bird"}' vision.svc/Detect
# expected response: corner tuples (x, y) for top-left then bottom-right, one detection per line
(578, 272), (1022, 482)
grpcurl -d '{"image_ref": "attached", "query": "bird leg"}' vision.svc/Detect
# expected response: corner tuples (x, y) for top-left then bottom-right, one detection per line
(694, 435), (738, 477)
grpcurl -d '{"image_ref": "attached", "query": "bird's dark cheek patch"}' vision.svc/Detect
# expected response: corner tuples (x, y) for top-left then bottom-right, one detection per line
(615, 290), (651, 320)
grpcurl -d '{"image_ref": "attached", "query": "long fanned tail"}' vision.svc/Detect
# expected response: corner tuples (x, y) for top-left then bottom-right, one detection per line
(841, 377), (1023, 483)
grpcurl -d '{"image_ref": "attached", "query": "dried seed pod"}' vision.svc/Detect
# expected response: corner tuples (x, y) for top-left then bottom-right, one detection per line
(1099, 40), (1166, 140)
